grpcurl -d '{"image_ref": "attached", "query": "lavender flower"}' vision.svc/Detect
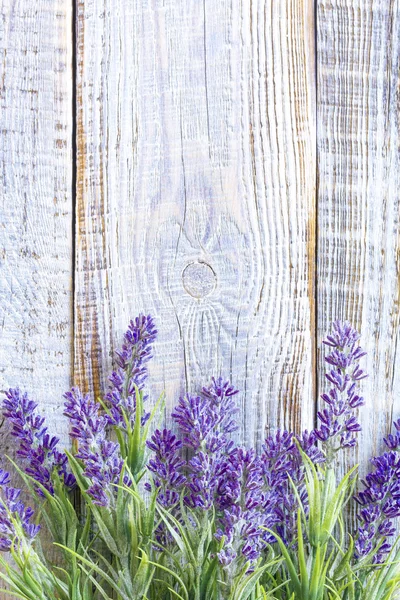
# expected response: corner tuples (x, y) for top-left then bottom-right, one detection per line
(201, 377), (240, 440)
(354, 420), (400, 563)
(64, 387), (128, 507)
(145, 428), (187, 546)
(261, 429), (324, 546)
(146, 378), (239, 548)
(315, 321), (367, 458)
(2, 388), (75, 496)
(145, 428), (186, 508)
(383, 419), (400, 450)
(172, 378), (239, 509)
(146, 377), (326, 563)
(215, 448), (275, 569)
(0, 468), (40, 552)
(106, 315), (157, 430)
(172, 378), (239, 450)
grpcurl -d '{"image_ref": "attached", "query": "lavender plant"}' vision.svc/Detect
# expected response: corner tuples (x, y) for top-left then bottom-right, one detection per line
(354, 419), (400, 564)
(2, 388), (76, 495)
(315, 320), (367, 460)
(0, 468), (39, 552)
(64, 387), (128, 507)
(0, 316), (398, 600)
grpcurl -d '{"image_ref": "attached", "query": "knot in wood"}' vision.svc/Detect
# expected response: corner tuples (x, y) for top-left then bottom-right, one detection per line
(182, 261), (216, 298)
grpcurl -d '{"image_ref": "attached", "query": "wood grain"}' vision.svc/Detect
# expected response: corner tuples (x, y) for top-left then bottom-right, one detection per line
(0, 1), (73, 595)
(0, 1), (73, 446)
(74, 0), (316, 448)
(317, 0), (400, 479)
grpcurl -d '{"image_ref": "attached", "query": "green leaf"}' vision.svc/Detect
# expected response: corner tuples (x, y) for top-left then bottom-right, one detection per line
(156, 505), (196, 565)
(128, 386), (145, 476)
(64, 451), (90, 492)
(296, 509), (309, 598)
(231, 563), (275, 600)
(199, 557), (218, 600)
(146, 560), (189, 600)
(332, 534), (354, 581)
(320, 465), (358, 542)
(0, 589), (33, 600)
(78, 566), (113, 600)
(54, 544), (130, 600)
(263, 529), (302, 599)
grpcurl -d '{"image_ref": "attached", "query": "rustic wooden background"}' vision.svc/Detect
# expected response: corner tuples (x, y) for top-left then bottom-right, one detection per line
(0, 0), (399, 565)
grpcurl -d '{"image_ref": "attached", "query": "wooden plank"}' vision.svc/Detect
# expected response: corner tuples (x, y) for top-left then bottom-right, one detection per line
(317, 0), (400, 477)
(0, 0), (73, 452)
(0, 2), (73, 595)
(75, 0), (316, 448)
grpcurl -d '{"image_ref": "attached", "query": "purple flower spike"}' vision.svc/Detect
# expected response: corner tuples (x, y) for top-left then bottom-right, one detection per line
(146, 378), (240, 547)
(354, 419), (400, 563)
(106, 315), (157, 430)
(2, 389), (75, 496)
(172, 377), (239, 451)
(315, 321), (368, 458)
(146, 429), (186, 507)
(172, 378), (239, 510)
(0, 468), (40, 552)
(323, 321), (362, 349)
(145, 428), (187, 546)
(172, 394), (214, 450)
(261, 429), (324, 547)
(384, 419), (400, 450)
(215, 448), (275, 570)
(64, 388), (128, 507)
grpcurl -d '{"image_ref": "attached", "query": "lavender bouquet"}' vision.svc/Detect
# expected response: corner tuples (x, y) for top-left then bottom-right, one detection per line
(0, 317), (399, 600)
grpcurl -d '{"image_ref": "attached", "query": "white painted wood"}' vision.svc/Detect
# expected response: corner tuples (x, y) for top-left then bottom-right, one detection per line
(0, 1), (73, 451)
(75, 0), (316, 448)
(0, 1), (73, 596)
(317, 0), (400, 480)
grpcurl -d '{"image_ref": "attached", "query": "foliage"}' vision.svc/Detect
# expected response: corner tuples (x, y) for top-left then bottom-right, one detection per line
(0, 316), (399, 600)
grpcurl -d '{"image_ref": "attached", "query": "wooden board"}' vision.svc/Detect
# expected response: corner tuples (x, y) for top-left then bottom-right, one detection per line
(317, 0), (400, 479)
(74, 0), (317, 448)
(0, 1), (73, 596)
(0, 1), (73, 453)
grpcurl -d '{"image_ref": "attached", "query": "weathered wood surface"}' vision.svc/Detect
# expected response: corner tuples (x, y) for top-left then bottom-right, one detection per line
(74, 0), (317, 448)
(317, 0), (400, 481)
(0, 1), (73, 448)
(0, 1), (73, 594)
(1, 0), (398, 473)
